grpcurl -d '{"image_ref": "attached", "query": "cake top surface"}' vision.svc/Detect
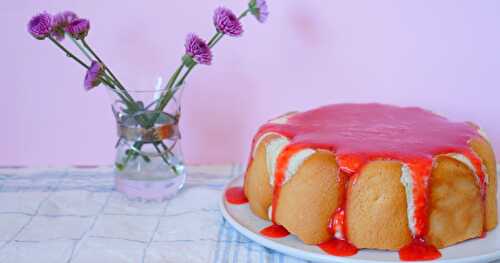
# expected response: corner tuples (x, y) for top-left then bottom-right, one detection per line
(256, 103), (480, 171)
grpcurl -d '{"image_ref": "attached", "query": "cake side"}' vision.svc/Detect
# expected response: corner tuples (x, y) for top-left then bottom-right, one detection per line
(244, 134), (274, 220)
(274, 150), (343, 244)
(426, 156), (483, 248)
(470, 137), (498, 230)
(346, 160), (413, 250)
(245, 138), (496, 249)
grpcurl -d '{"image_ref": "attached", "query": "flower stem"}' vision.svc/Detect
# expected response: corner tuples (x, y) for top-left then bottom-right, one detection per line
(47, 37), (170, 170)
(120, 7), (251, 172)
(239, 9), (250, 19)
(70, 37), (92, 62)
(155, 64), (184, 112)
(120, 63), (184, 170)
(209, 33), (225, 48)
(48, 36), (89, 70)
(71, 38), (122, 89)
(81, 39), (126, 89)
(153, 143), (179, 175)
(207, 32), (222, 47)
(119, 63), (183, 170)
(47, 36), (120, 88)
(119, 62), (182, 169)
(74, 39), (158, 167)
(165, 10), (252, 100)
(154, 8), (252, 114)
(80, 39), (144, 120)
(175, 65), (194, 88)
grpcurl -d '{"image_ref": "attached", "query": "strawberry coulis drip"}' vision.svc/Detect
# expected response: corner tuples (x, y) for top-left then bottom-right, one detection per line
(318, 238), (358, 257)
(323, 180), (359, 257)
(271, 144), (308, 223)
(243, 103), (485, 260)
(399, 237), (441, 261)
(225, 186), (248, 205)
(259, 224), (290, 238)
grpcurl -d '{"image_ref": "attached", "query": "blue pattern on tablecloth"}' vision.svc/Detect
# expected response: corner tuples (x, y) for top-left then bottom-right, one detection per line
(212, 218), (309, 263)
(0, 165), (309, 263)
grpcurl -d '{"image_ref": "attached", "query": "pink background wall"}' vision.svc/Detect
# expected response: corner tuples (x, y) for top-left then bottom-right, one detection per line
(3, 0), (500, 166)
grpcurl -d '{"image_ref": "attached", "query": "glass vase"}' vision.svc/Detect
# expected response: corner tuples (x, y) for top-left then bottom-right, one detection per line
(108, 85), (186, 201)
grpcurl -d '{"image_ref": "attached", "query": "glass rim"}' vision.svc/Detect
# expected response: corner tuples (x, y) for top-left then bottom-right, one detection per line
(105, 82), (185, 93)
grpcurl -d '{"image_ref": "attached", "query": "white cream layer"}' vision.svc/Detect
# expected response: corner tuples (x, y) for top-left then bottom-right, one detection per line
(269, 115), (289, 124)
(252, 132), (284, 158)
(400, 164), (417, 236)
(478, 128), (490, 141)
(265, 139), (316, 186)
(284, 149), (316, 183)
(268, 111), (297, 124)
(266, 136), (290, 185)
(400, 153), (489, 237)
(254, 132), (316, 186)
(265, 149), (316, 220)
(445, 153), (488, 185)
(252, 113), (293, 158)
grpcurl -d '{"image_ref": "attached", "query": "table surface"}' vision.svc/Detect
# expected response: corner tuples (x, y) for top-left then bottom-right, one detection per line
(0, 165), (310, 263)
(0, 165), (497, 263)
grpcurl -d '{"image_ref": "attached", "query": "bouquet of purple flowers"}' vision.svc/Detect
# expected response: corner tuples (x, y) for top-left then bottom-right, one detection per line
(27, 1), (268, 182)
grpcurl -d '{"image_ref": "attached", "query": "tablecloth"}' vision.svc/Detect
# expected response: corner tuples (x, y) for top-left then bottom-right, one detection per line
(0, 165), (497, 263)
(0, 165), (309, 263)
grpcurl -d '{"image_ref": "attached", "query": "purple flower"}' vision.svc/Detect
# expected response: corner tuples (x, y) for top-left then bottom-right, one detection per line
(27, 12), (52, 40)
(65, 18), (90, 40)
(51, 11), (78, 41)
(249, 0), (269, 23)
(84, 61), (105, 90)
(213, 7), (243, 37)
(184, 34), (212, 65)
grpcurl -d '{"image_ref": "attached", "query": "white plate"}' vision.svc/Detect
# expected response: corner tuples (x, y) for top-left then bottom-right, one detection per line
(219, 174), (500, 263)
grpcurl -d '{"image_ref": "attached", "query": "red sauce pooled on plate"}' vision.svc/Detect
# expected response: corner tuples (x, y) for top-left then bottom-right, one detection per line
(260, 224), (290, 238)
(225, 186), (248, 205)
(399, 237), (441, 261)
(318, 239), (358, 257)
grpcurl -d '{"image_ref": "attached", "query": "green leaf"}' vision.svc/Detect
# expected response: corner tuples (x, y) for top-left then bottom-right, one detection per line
(115, 162), (125, 171)
(141, 155), (151, 162)
(182, 54), (196, 68)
